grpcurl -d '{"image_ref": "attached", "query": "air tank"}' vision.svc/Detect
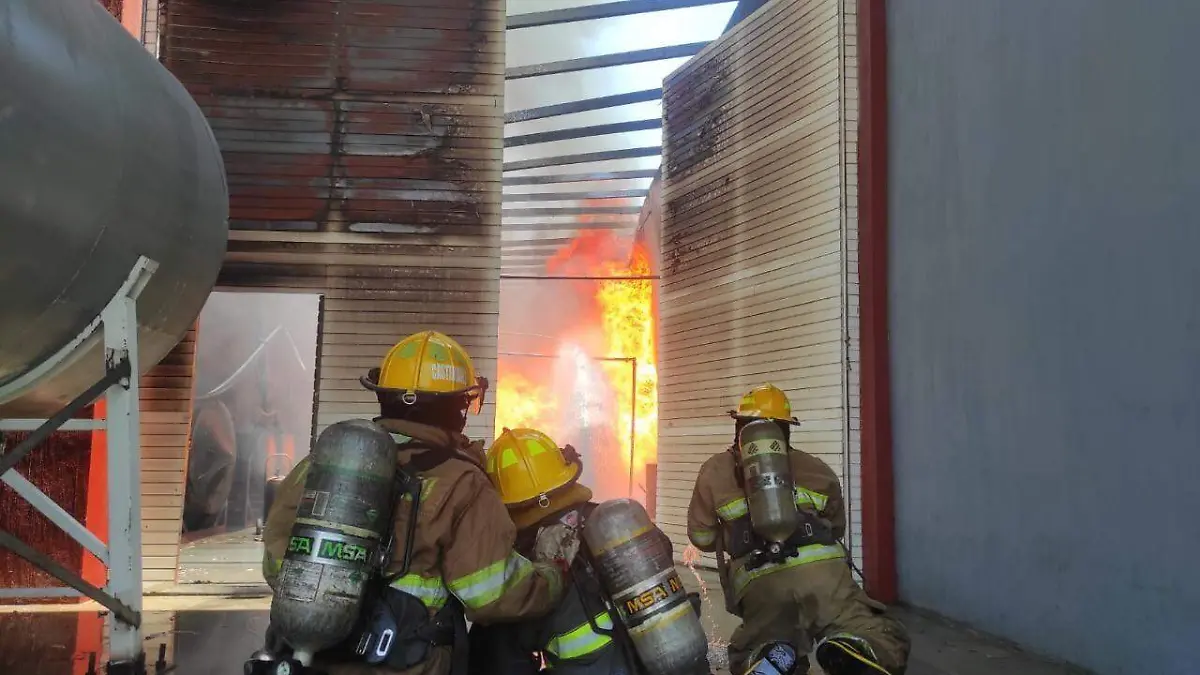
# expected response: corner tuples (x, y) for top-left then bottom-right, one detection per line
(0, 0), (228, 417)
(738, 419), (799, 544)
(581, 499), (710, 675)
(271, 420), (397, 665)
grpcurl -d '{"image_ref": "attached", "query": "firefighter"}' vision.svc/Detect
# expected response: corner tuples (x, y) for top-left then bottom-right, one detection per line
(262, 331), (567, 675)
(467, 427), (644, 675)
(687, 384), (910, 675)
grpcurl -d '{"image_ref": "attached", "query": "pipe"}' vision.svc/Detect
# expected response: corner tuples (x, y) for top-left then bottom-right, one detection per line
(858, 0), (898, 604)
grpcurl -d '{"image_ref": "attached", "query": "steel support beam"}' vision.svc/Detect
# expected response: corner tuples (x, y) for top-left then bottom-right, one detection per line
(503, 146), (661, 172)
(0, 361), (129, 479)
(0, 530), (139, 626)
(508, 0), (734, 29)
(0, 256), (154, 667)
(1, 470), (109, 564)
(505, 89), (663, 124)
(504, 118), (662, 148)
(502, 169), (659, 186)
(503, 189), (649, 203)
(501, 220), (636, 232)
(500, 274), (660, 281)
(503, 206), (642, 217)
(506, 43), (707, 80)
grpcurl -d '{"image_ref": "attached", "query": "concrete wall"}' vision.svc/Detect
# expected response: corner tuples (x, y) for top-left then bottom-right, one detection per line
(887, 2), (1200, 673)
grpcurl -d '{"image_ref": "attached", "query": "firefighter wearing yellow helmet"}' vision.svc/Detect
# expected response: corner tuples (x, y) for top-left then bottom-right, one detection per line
(687, 384), (910, 675)
(469, 428), (703, 675)
(262, 332), (566, 675)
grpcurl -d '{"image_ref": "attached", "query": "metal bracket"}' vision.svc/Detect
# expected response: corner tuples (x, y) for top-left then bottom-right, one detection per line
(0, 255), (157, 665)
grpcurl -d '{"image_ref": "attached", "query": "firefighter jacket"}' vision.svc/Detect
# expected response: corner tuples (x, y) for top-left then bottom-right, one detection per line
(468, 493), (638, 675)
(263, 419), (566, 650)
(686, 446), (847, 601)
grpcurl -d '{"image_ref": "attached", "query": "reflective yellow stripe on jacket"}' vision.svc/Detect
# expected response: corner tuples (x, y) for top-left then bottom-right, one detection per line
(546, 612), (614, 660)
(391, 573), (451, 611)
(730, 543), (845, 596)
(716, 486), (830, 524)
(447, 551), (537, 610)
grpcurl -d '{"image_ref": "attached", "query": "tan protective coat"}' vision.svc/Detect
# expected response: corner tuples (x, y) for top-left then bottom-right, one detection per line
(687, 447), (909, 674)
(264, 419), (565, 675)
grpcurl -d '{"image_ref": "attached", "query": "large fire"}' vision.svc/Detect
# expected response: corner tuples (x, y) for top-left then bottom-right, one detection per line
(495, 228), (659, 503)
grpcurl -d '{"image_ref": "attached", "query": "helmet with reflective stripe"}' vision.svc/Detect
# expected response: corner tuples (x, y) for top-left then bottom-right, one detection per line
(361, 331), (488, 414)
(730, 383), (800, 425)
(486, 427), (581, 507)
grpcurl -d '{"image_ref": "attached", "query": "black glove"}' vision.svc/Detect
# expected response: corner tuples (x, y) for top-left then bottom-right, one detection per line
(687, 592), (703, 617)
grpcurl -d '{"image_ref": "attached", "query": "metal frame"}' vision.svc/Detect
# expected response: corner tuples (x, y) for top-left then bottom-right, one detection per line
(506, 42), (707, 80)
(0, 256), (156, 668)
(502, 206), (643, 217)
(507, 0), (735, 29)
(503, 146), (662, 172)
(858, 0), (898, 604)
(506, 89), (663, 124)
(502, 189), (649, 203)
(502, 169), (659, 186)
(504, 119), (662, 148)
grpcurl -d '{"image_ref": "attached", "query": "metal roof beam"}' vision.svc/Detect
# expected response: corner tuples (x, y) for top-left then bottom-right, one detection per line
(508, 0), (735, 29)
(502, 169), (659, 186)
(504, 146), (661, 172)
(505, 89), (663, 124)
(502, 189), (649, 203)
(502, 206), (643, 217)
(504, 119), (662, 148)
(506, 42), (707, 80)
(501, 220), (636, 231)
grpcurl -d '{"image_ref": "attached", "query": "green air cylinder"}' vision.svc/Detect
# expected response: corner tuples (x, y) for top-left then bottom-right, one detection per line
(270, 419), (396, 665)
(582, 499), (710, 675)
(738, 419), (798, 544)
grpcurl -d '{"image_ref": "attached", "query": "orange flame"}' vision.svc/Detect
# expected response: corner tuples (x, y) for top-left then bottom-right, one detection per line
(495, 222), (659, 501)
(597, 243), (658, 487)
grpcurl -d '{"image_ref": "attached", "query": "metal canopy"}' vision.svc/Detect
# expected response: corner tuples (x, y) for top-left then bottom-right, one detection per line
(503, 1), (738, 259)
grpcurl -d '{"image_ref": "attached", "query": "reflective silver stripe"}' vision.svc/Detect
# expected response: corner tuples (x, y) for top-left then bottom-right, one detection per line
(447, 551), (535, 610)
(391, 574), (450, 610)
(690, 528), (717, 547)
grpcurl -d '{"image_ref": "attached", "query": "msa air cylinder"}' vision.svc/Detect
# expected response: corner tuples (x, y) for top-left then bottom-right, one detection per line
(582, 499), (709, 675)
(738, 419), (799, 545)
(270, 419), (396, 665)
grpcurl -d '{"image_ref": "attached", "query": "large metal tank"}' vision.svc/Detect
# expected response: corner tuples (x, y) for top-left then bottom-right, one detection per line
(0, 0), (228, 416)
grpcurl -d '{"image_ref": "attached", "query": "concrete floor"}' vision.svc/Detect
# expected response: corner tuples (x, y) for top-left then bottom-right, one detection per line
(177, 527), (265, 586)
(678, 566), (1090, 675)
(0, 566), (1089, 675)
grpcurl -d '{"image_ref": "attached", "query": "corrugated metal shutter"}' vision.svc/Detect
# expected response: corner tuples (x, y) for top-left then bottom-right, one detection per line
(656, 0), (860, 565)
(140, 326), (197, 584)
(160, 0), (502, 446)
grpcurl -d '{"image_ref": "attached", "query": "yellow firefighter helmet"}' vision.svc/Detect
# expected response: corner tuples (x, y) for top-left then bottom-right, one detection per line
(360, 331), (488, 413)
(486, 427), (582, 507)
(730, 383), (800, 425)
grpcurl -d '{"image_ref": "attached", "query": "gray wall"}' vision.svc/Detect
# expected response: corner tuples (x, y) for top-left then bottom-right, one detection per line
(887, 2), (1200, 673)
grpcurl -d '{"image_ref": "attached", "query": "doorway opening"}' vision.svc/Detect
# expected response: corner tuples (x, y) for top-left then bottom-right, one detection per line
(177, 291), (321, 585)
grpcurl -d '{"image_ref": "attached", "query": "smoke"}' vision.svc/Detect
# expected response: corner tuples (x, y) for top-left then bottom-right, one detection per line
(494, 5), (736, 500)
(193, 292), (320, 457)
